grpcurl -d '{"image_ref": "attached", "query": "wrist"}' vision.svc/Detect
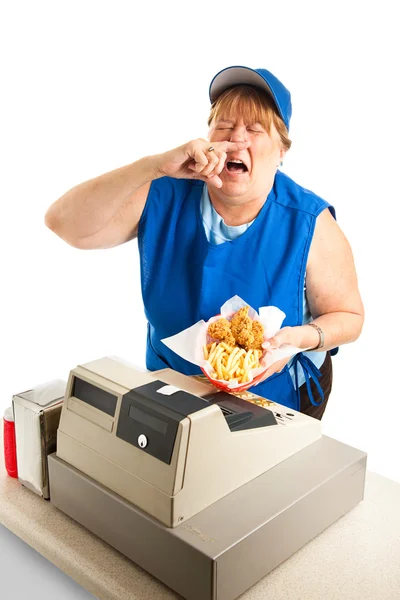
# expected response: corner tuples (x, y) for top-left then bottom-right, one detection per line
(305, 322), (324, 350)
(143, 154), (166, 181)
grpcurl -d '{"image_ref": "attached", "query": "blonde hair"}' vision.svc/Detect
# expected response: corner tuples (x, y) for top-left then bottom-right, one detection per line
(208, 85), (292, 151)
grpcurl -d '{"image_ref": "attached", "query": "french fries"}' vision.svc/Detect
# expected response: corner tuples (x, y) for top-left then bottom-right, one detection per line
(203, 342), (262, 384)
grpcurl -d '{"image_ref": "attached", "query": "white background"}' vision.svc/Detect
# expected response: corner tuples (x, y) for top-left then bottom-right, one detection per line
(1, 1), (399, 484)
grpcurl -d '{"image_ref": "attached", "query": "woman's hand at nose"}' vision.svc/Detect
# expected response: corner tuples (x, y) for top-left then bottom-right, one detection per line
(156, 139), (250, 188)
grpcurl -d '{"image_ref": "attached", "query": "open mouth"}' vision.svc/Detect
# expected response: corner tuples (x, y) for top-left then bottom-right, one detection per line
(225, 159), (248, 174)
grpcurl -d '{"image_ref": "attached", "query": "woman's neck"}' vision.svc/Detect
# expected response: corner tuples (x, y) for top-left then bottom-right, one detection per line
(207, 186), (273, 226)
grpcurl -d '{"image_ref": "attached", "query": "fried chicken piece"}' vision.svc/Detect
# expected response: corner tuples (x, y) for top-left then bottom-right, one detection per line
(235, 328), (255, 351)
(208, 317), (230, 338)
(230, 306), (254, 350)
(250, 320), (264, 352)
(230, 306), (252, 337)
(208, 318), (236, 346)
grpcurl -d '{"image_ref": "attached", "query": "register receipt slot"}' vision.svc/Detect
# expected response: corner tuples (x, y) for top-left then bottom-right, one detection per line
(57, 357), (322, 527)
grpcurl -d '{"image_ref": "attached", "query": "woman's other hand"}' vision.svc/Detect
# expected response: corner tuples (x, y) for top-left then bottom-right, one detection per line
(254, 325), (320, 384)
(267, 325), (319, 351)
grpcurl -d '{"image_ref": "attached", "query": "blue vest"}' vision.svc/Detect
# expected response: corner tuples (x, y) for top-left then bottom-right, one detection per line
(138, 171), (335, 411)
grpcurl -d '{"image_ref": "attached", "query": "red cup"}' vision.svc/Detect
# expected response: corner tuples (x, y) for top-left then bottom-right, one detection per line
(3, 407), (18, 478)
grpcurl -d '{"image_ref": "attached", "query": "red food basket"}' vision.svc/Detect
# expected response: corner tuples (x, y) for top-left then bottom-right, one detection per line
(201, 312), (268, 392)
(200, 365), (267, 393)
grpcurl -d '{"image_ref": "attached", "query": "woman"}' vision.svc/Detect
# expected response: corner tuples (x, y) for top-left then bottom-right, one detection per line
(45, 65), (364, 419)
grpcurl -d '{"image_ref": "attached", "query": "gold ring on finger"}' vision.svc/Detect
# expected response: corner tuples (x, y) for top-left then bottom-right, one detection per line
(207, 146), (215, 152)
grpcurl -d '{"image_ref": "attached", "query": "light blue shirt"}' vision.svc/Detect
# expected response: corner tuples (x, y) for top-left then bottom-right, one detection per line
(200, 186), (326, 388)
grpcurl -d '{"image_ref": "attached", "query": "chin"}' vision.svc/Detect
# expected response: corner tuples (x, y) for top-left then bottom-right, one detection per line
(220, 181), (249, 199)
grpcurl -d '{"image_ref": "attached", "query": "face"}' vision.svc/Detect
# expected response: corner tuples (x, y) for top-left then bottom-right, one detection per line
(208, 114), (286, 204)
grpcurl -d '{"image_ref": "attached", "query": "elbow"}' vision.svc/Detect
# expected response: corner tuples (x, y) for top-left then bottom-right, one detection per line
(43, 208), (81, 249)
(352, 311), (365, 343)
(44, 210), (56, 234)
(44, 203), (61, 234)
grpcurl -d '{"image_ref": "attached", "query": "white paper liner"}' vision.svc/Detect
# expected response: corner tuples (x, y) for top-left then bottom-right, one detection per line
(161, 295), (306, 389)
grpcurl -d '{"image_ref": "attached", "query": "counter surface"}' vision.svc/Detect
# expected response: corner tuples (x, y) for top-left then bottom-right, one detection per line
(1, 427), (399, 600)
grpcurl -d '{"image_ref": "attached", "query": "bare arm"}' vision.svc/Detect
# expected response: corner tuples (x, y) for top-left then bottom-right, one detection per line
(44, 156), (158, 249)
(44, 139), (249, 250)
(303, 207), (364, 350)
(265, 208), (364, 368)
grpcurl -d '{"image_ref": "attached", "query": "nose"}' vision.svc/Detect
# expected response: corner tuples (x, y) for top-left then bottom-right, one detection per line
(229, 125), (248, 143)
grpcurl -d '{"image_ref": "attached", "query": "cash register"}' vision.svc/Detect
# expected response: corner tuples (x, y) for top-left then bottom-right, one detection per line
(48, 356), (367, 600)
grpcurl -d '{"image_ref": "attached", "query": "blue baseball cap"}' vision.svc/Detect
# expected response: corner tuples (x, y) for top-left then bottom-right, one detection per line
(209, 65), (292, 130)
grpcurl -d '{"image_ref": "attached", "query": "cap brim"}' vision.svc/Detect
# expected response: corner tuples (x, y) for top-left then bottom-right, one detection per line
(209, 66), (275, 104)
